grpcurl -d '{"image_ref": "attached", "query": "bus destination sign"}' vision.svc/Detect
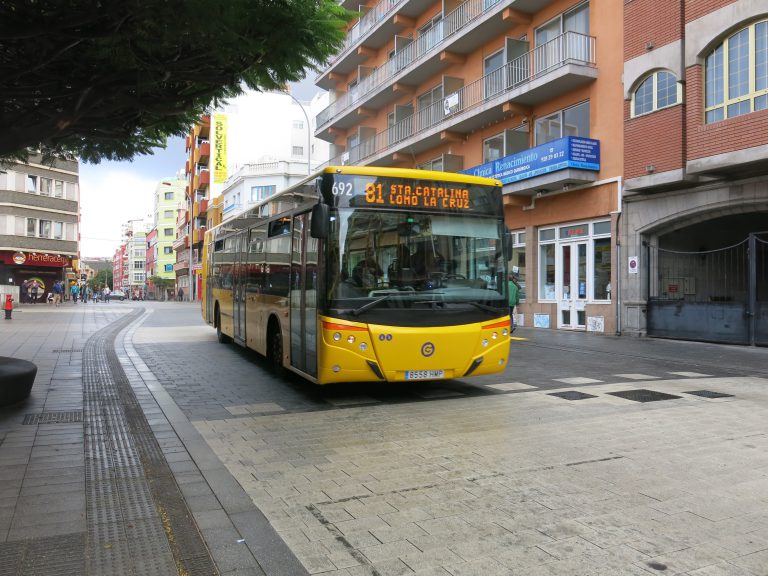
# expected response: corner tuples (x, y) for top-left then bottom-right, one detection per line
(329, 175), (499, 215)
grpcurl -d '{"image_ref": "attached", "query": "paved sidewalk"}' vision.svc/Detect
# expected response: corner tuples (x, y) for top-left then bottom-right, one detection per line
(0, 302), (304, 576)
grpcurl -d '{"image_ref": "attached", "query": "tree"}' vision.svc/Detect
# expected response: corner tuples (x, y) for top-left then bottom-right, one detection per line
(88, 269), (113, 290)
(0, 0), (351, 163)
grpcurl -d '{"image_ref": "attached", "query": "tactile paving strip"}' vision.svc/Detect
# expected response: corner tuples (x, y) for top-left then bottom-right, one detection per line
(82, 309), (218, 576)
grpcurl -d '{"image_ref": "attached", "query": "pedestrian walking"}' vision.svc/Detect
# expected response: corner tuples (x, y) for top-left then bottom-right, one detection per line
(29, 279), (39, 303)
(70, 283), (79, 303)
(103, 286), (111, 303)
(4, 294), (13, 319)
(177, 287), (184, 302)
(52, 280), (63, 306)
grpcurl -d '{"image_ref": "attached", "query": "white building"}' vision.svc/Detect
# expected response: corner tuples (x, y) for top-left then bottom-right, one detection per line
(212, 89), (330, 217)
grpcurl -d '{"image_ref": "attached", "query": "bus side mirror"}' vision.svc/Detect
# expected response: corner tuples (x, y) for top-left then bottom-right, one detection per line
(504, 231), (513, 261)
(310, 203), (330, 238)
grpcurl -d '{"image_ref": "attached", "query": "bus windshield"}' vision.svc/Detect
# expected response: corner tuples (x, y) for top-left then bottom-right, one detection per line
(326, 208), (508, 325)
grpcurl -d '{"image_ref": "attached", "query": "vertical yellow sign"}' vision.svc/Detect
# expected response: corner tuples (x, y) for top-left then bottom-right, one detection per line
(213, 114), (227, 183)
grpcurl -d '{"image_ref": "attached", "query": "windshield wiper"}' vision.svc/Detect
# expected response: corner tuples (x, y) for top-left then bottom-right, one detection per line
(350, 293), (393, 316)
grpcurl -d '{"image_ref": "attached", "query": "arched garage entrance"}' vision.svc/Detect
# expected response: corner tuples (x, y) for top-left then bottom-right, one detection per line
(645, 213), (768, 346)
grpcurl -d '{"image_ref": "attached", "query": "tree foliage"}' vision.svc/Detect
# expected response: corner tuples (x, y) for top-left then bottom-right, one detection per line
(0, 0), (351, 163)
(88, 269), (113, 290)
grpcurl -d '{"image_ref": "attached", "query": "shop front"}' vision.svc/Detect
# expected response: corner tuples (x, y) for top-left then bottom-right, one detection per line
(0, 251), (73, 303)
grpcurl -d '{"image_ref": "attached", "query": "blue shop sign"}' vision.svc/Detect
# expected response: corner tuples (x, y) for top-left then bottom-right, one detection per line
(462, 137), (600, 184)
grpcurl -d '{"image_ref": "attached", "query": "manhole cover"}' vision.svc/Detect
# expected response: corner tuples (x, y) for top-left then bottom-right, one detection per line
(548, 391), (597, 400)
(607, 389), (681, 403)
(23, 411), (83, 425)
(685, 390), (733, 399)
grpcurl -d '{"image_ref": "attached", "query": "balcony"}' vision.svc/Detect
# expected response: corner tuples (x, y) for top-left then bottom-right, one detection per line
(320, 32), (596, 167)
(172, 234), (188, 250)
(198, 170), (210, 189)
(173, 260), (190, 273)
(198, 141), (210, 163)
(318, 0), (525, 129)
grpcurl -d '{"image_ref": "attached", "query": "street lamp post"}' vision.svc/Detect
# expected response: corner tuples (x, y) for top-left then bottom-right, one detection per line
(285, 91), (312, 176)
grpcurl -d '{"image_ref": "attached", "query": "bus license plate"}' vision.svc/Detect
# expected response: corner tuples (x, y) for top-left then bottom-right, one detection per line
(405, 370), (444, 380)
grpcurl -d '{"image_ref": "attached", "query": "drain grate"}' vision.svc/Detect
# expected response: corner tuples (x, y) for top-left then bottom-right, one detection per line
(685, 390), (733, 399)
(548, 390), (597, 400)
(53, 348), (84, 353)
(608, 389), (681, 403)
(23, 411), (83, 425)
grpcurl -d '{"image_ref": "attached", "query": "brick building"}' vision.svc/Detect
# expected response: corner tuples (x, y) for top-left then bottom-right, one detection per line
(621, 0), (768, 344)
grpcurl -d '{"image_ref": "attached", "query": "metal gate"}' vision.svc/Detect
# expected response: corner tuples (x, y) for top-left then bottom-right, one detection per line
(647, 232), (768, 346)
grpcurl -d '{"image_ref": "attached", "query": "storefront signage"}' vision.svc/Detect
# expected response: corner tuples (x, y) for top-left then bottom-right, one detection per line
(462, 136), (600, 185)
(1, 251), (71, 267)
(213, 113), (227, 184)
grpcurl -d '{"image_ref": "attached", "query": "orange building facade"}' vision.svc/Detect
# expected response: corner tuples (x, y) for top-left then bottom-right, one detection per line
(315, 0), (624, 334)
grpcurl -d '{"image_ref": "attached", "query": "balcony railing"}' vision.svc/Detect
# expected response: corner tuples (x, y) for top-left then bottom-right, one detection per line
(317, 0), (503, 128)
(325, 31), (596, 167)
(330, 0), (405, 69)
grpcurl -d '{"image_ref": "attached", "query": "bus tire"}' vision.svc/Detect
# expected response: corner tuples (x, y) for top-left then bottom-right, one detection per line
(268, 323), (284, 375)
(216, 307), (231, 344)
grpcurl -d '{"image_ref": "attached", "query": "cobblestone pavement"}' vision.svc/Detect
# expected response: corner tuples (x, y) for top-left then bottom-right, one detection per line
(131, 303), (768, 576)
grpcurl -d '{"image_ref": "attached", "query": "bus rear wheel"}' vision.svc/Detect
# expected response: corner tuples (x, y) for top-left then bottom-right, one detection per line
(216, 309), (231, 344)
(268, 326), (284, 375)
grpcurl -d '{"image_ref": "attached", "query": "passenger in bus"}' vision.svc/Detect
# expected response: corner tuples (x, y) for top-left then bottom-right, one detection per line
(351, 253), (383, 288)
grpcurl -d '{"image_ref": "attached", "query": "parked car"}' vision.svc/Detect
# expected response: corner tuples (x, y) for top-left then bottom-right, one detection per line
(111, 290), (126, 301)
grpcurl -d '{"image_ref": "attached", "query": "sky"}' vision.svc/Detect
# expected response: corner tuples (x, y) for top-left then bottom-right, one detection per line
(78, 78), (322, 258)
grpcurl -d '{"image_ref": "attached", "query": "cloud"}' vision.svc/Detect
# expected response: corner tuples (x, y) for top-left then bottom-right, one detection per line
(79, 168), (156, 258)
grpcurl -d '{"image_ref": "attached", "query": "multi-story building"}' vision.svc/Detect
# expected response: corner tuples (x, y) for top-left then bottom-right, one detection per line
(0, 155), (80, 302)
(620, 0), (768, 345)
(315, 0), (622, 333)
(112, 219), (149, 299)
(112, 243), (126, 292)
(183, 90), (330, 299)
(148, 177), (185, 299)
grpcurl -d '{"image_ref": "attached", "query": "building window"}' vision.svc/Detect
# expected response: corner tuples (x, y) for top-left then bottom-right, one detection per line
(292, 146), (303, 156)
(164, 228), (174, 236)
(632, 71), (680, 117)
(293, 120), (304, 130)
(164, 191), (174, 200)
(26, 175), (37, 193)
(38, 219), (51, 238)
(39, 178), (52, 196)
(535, 2), (589, 73)
(133, 273), (145, 282)
(134, 261), (145, 269)
(164, 210), (174, 218)
(54, 180), (64, 198)
(483, 133), (504, 162)
(250, 185), (276, 203)
(534, 100), (590, 145)
(417, 84), (443, 130)
(26, 218), (36, 236)
(705, 19), (768, 123)
(163, 246), (173, 255)
(164, 264), (174, 272)
(417, 157), (443, 171)
(53, 221), (64, 240)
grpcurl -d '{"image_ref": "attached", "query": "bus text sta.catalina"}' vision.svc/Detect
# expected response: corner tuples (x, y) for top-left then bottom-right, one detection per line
(202, 166), (512, 384)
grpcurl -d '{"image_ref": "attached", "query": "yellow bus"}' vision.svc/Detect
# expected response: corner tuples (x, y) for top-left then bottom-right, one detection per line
(202, 166), (512, 384)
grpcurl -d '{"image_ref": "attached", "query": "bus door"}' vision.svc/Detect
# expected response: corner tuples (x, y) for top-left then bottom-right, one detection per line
(290, 212), (318, 377)
(557, 241), (587, 329)
(233, 233), (247, 344)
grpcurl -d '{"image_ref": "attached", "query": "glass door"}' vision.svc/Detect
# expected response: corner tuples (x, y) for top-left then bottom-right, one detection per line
(557, 242), (587, 329)
(233, 233), (246, 343)
(290, 212), (318, 377)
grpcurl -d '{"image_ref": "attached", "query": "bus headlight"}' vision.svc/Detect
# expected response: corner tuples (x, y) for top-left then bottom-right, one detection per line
(359, 342), (367, 351)
(491, 332), (498, 340)
(347, 335), (356, 344)
(333, 332), (341, 341)
(481, 339), (488, 347)
(502, 328), (509, 336)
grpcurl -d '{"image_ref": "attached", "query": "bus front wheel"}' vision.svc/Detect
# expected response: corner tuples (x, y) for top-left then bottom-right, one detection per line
(216, 308), (231, 344)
